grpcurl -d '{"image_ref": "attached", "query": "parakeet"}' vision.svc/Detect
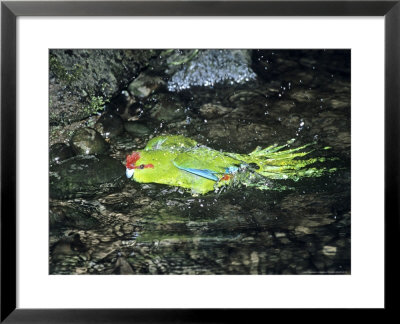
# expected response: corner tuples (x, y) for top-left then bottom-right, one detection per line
(126, 135), (333, 194)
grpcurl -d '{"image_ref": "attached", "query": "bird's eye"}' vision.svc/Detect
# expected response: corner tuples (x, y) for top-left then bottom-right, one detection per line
(139, 164), (144, 169)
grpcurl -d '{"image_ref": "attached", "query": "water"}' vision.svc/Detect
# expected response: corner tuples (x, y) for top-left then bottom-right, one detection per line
(49, 49), (350, 275)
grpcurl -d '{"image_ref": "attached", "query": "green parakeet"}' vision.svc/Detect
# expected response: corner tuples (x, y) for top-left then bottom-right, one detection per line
(126, 135), (333, 194)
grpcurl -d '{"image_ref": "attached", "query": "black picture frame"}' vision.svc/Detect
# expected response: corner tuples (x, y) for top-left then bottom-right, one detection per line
(1, 0), (398, 322)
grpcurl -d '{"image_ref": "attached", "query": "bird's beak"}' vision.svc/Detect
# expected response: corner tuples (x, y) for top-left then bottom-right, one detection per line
(126, 168), (134, 179)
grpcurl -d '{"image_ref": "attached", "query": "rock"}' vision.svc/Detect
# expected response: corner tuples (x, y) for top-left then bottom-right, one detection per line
(112, 256), (135, 274)
(49, 155), (125, 199)
(75, 267), (88, 274)
(128, 73), (165, 98)
(199, 103), (231, 119)
(51, 233), (87, 260)
(49, 202), (100, 230)
(105, 90), (139, 121)
(322, 245), (337, 256)
(124, 121), (152, 136)
(122, 223), (134, 234)
(167, 49), (256, 91)
(94, 111), (124, 139)
(70, 127), (108, 155)
(228, 90), (266, 106)
(148, 94), (186, 122)
(49, 143), (75, 164)
(49, 49), (158, 125)
(294, 226), (312, 235)
(288, 89), (316, 103)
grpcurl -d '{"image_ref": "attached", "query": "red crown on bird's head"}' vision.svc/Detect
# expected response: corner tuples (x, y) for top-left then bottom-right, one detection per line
(126, 152), (140, 169)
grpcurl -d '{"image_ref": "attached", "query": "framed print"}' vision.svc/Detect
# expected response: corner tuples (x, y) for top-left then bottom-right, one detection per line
(1, 0), (398, 322)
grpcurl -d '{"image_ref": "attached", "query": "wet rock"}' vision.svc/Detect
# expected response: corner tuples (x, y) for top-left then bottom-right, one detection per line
(49, 232), (90, 274)
(122, 223), (134, 234)
(164, 49), (200, 71)
(288, 88), (316, 103)
(105, 90), (137, 121)
(51, 233), (87, 260)
(322, 245), (337, 257)
(94, 111), (124, 139)
(330, 98), (349, 109)
(167, 49), (256, 91)
(49, 143), (75, 164)
(70, 127), (108, 155)
(49, 49), (158, 125)
(124, 121), (152, 136)
(128, 73), (165, 98)
(97, 191), (137, 213)
(294, 226), (313, 235)
(49, 116), (100, 146)
(199, 103), (231, 119)
(112, 256), (135, 274)
(148, 94), (186, 122)
(49, 202), (100, 230)
(75, 267), (88, 274)
(227, 90), (267, 107)
(49, 155), (125, 199)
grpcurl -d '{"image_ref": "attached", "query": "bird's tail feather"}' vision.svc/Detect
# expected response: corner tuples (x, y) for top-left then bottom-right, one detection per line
(227, 140), (337, 182)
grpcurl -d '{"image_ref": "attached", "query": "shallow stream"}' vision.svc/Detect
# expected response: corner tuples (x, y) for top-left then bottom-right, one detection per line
(49, 50), (350, 275)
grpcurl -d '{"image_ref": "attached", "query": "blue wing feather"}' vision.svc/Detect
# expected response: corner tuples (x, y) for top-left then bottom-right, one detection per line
(173, 161), (219, 181)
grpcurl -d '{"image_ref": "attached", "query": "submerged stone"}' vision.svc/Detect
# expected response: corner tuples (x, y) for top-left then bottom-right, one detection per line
(124, 121), (152, 136)
(199, 103), (231, 119)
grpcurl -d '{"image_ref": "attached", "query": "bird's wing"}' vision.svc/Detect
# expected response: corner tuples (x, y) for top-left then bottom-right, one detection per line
(173, 161), (219, 181)
(173, 150), (228, 181)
